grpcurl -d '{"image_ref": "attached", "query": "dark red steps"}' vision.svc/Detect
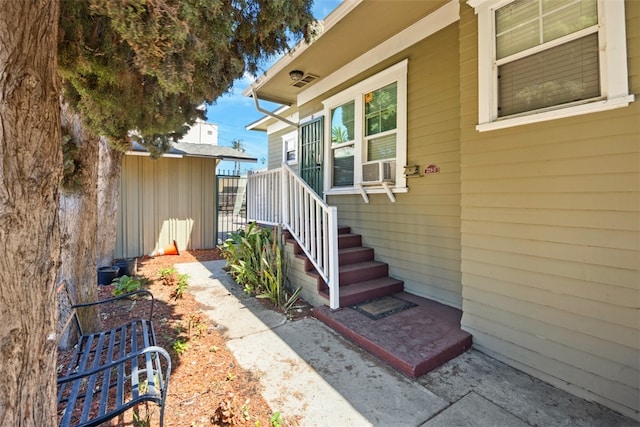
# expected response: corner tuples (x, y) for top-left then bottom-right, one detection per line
(313, 292), (473, 378)
(285, 226), (471, 378)
(285, 225), (404, 307)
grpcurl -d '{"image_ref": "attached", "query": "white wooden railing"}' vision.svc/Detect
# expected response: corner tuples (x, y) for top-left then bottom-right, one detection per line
(247, 164), (340, 309)
(247, 168), (281, 226)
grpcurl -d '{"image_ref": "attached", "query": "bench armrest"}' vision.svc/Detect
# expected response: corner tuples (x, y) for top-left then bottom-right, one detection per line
(57, 345), (171, 427)
(72, 289), (155, 322)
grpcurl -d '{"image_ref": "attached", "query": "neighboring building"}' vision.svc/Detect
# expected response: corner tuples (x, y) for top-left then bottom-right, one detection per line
(115, 142), (256, 258)
(245, 0), (639, 421)
(179, 119), (219, 145)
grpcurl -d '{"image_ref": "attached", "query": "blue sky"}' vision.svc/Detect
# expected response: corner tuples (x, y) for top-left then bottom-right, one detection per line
(206, 0), (342, 173)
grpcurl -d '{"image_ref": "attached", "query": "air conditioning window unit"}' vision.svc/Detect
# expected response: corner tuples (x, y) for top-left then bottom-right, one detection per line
(362, 160), (396, 185)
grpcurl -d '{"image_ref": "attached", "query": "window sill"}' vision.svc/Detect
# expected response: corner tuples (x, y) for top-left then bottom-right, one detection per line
(476, 95), (635, 132)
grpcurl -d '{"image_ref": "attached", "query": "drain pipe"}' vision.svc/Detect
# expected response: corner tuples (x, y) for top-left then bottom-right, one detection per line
(251, 88), (298, 128)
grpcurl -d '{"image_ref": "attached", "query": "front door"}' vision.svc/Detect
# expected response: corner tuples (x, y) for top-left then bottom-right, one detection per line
(299, 117), (324, 196)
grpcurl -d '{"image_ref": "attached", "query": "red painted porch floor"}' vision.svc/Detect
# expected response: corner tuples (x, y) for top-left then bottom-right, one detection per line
(313, 292), (472, 378)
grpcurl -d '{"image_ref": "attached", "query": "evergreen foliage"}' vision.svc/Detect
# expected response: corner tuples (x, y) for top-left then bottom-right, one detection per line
(58, 0), (316, 155)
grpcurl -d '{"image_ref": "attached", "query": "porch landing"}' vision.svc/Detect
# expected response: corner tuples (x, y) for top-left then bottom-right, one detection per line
(313, 292), (472, 378)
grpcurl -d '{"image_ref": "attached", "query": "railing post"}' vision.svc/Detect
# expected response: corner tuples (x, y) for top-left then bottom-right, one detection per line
(327, 206), (340, 310)
(281, 166), (288, 227)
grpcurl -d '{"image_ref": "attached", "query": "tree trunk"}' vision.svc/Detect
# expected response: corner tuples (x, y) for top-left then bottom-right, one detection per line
(96, 138), (123, 268)
(57, 102), (99, 348)
(0, 1), (61, 425)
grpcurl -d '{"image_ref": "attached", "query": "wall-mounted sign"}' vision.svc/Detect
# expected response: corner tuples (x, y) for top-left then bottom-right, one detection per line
(424, 164), (440, 174)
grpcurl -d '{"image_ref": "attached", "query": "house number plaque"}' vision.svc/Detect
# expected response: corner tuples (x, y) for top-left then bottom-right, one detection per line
(424, 164), (440, 174)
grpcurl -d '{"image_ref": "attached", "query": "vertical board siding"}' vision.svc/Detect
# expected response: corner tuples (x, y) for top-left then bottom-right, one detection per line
(326, 24), (463, 308)
(459, 0), (640, 420)
(116, 156), (217, 258)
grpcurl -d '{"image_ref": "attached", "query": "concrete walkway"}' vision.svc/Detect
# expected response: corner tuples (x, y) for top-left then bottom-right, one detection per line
(176, 260), (637, 427)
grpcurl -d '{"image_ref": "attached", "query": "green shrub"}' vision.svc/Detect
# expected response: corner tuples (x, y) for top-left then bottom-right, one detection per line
(221, 222), (301, 313)
(172, 338), (188, 355)
(111, 275), (142, 296)
(172, 273), (189, 300)
(158, 267), (176, 283)
(157, 266), (189, 300)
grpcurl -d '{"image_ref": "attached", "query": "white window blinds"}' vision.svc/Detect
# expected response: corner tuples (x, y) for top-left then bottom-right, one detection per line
(499, 33), (600, 116)
(495, 0), (600, 117)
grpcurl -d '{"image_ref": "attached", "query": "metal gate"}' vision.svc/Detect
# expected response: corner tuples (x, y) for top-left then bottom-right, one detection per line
(216, 172), (247, 244)
(300, 117), (324, 196)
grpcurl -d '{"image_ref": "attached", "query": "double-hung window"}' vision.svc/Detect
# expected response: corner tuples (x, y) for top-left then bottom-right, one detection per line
(324, 60), (407, 193)
(365, 82), (398, 163)
(469, 0), (634, 131)
(282, 130), (298, 165)
(330, 100), (355, 186)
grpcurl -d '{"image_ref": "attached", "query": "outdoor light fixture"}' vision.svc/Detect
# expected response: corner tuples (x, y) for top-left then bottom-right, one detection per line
(289, 70), (304, 81)
(403, 165), (422, 177)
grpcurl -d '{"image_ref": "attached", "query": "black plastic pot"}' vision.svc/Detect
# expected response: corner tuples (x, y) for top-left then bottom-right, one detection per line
(113, 258), (137, 277)
(97, 266), (119, 286)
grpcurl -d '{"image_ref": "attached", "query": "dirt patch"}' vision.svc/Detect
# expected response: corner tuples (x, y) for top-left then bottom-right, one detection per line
(57, 248), (312, 426)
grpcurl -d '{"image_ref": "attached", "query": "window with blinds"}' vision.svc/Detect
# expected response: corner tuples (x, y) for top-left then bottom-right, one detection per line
(322, 59), (408, 190)
(331, 101), (355, 186)
(364, 82), (398, 161)
(329, 81), (399, 184)
(495, 0), (600, 117)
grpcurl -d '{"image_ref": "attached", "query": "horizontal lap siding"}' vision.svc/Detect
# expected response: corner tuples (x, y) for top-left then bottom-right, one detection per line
(116, 156), (217, 258)
(267, 128), (291, 171)
(328, 24), (463, 308)
(459, 1), (640, 420)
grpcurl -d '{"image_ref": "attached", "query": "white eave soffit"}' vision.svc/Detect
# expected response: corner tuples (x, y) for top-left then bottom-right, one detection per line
(296, 0), (460, 106)
(243, 0), (364, 97)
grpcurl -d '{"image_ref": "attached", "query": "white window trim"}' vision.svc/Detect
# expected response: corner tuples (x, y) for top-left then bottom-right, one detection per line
(469, 0), (634, 132)
(322, 60), (408, 195)
(282, 130), (298, 165)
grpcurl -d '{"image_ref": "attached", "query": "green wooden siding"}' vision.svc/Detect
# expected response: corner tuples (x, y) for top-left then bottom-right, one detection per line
(325, 24), (463, 308)
(458, 0), (640, 419)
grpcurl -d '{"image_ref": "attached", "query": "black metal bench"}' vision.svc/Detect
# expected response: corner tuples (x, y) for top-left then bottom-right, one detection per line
(56, 281), (171, 427)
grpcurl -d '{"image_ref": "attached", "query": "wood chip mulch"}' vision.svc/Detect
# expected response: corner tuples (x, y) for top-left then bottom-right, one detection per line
(58, 248), (310, 426)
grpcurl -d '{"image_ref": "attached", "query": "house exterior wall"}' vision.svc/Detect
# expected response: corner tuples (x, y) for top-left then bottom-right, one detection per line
(267, 127), (300, 173)
(323, 24), (464, 308)
(282, 242), (327, 307)
(116, 155), (218, 258)
(458, 1), (640, 420)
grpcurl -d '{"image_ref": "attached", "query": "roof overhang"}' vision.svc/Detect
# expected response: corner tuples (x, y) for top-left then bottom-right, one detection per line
(245, 105), (299, 132)
(127, 142), (257, 163)
(244, 0), (452, 106)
